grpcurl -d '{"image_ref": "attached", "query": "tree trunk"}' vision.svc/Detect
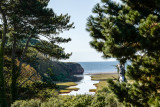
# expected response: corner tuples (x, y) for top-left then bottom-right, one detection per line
(117, 65), (119, 81)
(18, 36), (32, 76)
(11, 34), (17, 103)
(0, 7), (8, 107)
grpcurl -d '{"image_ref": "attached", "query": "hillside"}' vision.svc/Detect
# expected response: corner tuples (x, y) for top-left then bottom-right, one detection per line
(31, 59), (84, 82)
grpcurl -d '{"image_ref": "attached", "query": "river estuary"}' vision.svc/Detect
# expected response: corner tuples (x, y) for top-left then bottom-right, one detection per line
(61, 75), (99, 95)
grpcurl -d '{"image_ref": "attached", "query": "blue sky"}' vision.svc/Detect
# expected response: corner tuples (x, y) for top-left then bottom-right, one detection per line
(48, 0), (118, 62)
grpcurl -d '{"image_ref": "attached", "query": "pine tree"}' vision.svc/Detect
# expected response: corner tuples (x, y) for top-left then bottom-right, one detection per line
(0, 0), (9, 106)
(87, 0), (160, 106)
(0, 0), (74, 104)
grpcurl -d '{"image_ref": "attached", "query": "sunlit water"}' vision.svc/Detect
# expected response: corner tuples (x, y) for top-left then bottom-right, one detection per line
(61, 75), (99, 95)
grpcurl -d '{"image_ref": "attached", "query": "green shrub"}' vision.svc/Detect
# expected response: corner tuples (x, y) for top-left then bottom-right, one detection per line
(72, 95), (93, 107)
(31, 81), (57, 89)
(12, 87), (122, 107)
(11, 99), (41, 107)
(148, 97), (160, 107)
(37, 89), (58, 100)
(18, 82), (58, 100)
(91, 87), (121, 107)
(41, 97), (61, 107)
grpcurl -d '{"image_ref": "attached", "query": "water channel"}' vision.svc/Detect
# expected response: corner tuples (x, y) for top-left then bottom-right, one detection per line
(61, 74), (99, 95)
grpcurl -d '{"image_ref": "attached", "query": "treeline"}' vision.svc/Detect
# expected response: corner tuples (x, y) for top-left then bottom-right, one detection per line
(0, 0), (74, 106)
(87, 0), (160, 106)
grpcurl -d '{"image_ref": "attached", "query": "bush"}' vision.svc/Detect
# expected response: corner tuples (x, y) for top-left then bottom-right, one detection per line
(91, 87), (122, 107)
(11, 99), (41, 107)
(37, 89), (58, 100)
(18, 82), (58, 100)
(72, 95), (93, 107)
(12, 87), (122, 107)
(31, 81), (57, 89)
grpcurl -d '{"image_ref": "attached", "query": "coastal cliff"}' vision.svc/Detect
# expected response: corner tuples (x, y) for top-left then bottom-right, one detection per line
(66, 63), (84, 74)
(31, 59), (84, 82)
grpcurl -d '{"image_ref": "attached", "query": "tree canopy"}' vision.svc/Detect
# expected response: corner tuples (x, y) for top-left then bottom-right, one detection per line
(0, 0), (74, 106)
(87, 0), (160, 106)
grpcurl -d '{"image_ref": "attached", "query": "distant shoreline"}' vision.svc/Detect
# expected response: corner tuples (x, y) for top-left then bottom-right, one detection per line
(86, 72), (117, 75)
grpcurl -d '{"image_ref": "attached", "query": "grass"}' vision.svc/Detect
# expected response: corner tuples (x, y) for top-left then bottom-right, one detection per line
(90, 73), (118, 92)
(66, 87), (79, 91)
(89, 89), (96, 92)
(59, 90), (72, 94)
(91, 73), (135, 92)
(90, 80), (108, 92)
(56, 82), (77, 86)
(56, 82), (78, 94)
(91, 73), (118, 81)
(93, 81), (108, 91)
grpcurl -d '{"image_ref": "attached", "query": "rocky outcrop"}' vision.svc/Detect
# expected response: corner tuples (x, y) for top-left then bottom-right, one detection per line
(32, 59), (84, 81)
(66, 63), (84, 75)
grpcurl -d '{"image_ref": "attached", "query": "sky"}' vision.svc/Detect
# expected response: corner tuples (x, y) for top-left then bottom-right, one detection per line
(48, 0), (118, 62)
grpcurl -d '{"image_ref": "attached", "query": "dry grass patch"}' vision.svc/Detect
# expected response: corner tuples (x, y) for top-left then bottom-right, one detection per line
(57, 82), (78, 94)
(90, 74), (135, 93)
(66, 87), (79, 91)
(89, 89), (96, 92)
(91, 74), (118, 81)
(59, 90), (72, 94)
(93, 83), (98, 87)
(59, 88), (79, 94)
(56, 82), (77, 86)
(92, 81), (108, 92)
(96, 81), (108, 91)
(91, 74), (118, 92)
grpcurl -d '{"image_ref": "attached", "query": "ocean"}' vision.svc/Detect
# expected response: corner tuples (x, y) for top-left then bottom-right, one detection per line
(78, 61), (130, 74)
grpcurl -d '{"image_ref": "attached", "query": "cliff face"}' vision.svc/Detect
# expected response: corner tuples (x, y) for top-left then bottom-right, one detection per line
(32, 59), (84, 81)
(66, 63), (84, 75)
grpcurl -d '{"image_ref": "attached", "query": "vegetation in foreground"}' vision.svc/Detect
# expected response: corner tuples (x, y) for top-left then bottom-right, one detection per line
(11, 73), (122, 107)
(12, 87), (122, 107)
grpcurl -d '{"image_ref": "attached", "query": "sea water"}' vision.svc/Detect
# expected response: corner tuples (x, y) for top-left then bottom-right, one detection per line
(78, 61), (119, 74)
